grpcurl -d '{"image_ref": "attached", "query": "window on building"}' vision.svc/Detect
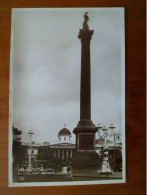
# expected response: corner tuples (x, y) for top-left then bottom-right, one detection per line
(69, 137), (70, 141)
(64, 137), (66, 141)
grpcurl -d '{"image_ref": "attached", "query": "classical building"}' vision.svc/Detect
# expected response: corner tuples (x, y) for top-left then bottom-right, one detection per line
(14, 127), (76, 170)
(50, 127), (75, 163)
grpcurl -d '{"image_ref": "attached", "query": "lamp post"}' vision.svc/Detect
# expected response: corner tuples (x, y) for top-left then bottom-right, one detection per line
(97, 124), (102, 136)
(28, 130), (34, 172)
(109, 124), (115, 142)
(99, 126), (112, 176)
(108, 124), (116, 170)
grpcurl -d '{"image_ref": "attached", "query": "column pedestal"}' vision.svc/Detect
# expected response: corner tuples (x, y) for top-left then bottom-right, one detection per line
(73, 120), (100, 169)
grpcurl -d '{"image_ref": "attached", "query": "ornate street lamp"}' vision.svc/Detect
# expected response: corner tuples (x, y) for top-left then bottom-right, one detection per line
(109, 124), (115, 137)
(28, 130), (34, 172)
(100, 126), (112, 176)
(97, 124), (102, 137)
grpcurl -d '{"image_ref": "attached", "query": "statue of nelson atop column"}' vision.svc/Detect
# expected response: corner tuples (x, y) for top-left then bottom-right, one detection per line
(83, 12), (90, 30)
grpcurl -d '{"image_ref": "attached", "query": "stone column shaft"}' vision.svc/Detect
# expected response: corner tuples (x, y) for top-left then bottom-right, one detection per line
(70, 150), (72, 159)
(54, 150), (56, 158)
(58, 150), (60, 158)
(80, 39), (91, 120)
(66, 150), (68, 161)
(62, 150), (63, 159)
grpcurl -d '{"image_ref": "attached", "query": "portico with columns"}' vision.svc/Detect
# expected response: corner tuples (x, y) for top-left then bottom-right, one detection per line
(51, 145), (74, 162)
(50, 125), (75, 163)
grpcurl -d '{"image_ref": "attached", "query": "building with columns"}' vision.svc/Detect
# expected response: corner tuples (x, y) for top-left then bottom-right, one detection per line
(50, 127), (75, 163)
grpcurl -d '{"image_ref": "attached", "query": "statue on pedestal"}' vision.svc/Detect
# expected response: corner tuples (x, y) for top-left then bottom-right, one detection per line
(84, 12), (89, 24)
(83, 12), (89, 30)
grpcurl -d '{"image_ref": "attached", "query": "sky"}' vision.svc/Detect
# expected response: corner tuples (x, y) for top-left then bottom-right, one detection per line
(11, 8), (125, 143)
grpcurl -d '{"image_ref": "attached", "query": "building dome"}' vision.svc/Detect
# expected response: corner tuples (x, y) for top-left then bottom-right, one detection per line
(58, 128), (71, 137)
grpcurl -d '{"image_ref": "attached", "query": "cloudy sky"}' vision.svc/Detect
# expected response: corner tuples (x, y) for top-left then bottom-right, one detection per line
(11, 8), (125, 143)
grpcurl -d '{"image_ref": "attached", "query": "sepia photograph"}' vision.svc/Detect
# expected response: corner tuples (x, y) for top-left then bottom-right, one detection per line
(9, 8), (125, 187)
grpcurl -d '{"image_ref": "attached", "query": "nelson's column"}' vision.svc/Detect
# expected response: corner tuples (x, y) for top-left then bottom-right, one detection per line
(73, 13), (100, 169)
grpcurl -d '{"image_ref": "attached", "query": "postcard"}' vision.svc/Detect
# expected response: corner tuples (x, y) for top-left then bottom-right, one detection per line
(9, 7), (125, 187)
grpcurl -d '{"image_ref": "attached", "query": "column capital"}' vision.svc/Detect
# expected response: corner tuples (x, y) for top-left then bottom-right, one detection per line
(78, 29), (94, 41)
